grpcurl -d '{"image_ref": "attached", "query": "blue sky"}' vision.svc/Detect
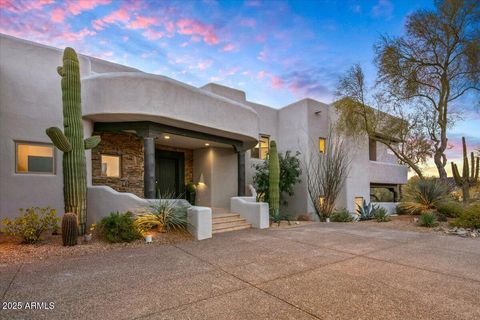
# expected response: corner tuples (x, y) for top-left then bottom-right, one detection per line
(1, 0), (478, 175)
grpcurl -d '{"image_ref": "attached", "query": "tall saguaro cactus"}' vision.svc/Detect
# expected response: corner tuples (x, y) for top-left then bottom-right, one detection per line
(46, 47), (100, 235)
(268, 140), (280, 217)
(451, 137), (479, 204)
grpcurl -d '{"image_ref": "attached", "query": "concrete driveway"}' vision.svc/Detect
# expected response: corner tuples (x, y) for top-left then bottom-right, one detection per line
(1, 223), (479, 320)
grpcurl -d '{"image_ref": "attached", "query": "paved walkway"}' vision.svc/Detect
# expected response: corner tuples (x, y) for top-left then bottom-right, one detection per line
(1, 223), (479, 319)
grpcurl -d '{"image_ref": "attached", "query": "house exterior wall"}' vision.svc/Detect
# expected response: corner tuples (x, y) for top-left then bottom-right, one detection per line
(0, 34), (408, 221)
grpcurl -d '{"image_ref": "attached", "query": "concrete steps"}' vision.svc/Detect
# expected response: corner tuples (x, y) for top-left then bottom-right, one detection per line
(212, 212), (251, 234)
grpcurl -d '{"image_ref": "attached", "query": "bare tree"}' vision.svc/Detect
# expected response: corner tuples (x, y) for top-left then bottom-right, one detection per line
(335, 65), (432, 179)
(305, 129), (350, 220)
(375, 0), (480, 179)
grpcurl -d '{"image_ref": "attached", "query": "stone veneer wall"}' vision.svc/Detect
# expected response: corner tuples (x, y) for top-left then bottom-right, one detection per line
(92, 132), (144, 197)
(155, 143), (194, 184)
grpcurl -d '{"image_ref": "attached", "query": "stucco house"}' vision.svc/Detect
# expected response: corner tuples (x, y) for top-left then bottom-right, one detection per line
(0, 34), (408, 236)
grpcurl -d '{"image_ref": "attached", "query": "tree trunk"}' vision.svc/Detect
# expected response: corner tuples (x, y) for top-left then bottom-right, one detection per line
(434, 151), (448, 179)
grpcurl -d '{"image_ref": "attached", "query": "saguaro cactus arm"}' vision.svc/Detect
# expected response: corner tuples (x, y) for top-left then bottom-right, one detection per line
(84, 136), (101, 149)
(46, 127), (72, 152)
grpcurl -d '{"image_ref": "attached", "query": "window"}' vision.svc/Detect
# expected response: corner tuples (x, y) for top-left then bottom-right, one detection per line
(369, 138), (377, 161)
(319, 137), (326, 153)
(15, 142), (55, 174)
(354, 197), (364, 209)
(251, 135), (270, 160)
(101, 155), (121, 177)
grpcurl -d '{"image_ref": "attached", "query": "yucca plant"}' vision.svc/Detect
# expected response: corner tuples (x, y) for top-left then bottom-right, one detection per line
(398, 178), (451, 214)
(356, 200), (377, 221)
(135, 194), (190, 233)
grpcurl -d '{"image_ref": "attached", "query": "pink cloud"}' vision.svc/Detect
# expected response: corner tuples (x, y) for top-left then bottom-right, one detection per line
(142, 29), (164, 40)
(92, 7), (130, 30)
(59, 28), (96, 42)
(222, 43), (236, 52)
(196, 59), (213, 70)
(0, 0), (54, 12)
(66, 0), (111, 15)
(176, 19), (219, 45)
(271, 76), (284, 89)
(257, 70), (268, 80)
(127, 15), (157, 29)
(51, 7), (66, 22)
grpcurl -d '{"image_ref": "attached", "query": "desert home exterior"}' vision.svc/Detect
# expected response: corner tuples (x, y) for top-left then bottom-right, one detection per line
(0, 34), (408, 236)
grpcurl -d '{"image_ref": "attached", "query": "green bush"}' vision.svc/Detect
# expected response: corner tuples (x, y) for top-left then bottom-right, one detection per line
(398, 178), (451, 214)
(330, 209), (353, 222)
(373, 208), (391, 222)
(99, 211), (141, 243)
(417, 211), (438, 228)
(437, 202), (464, 218)
(451, 203), (480, 229)
(252, 150), (302, 205)
(1, 207), (59, 243)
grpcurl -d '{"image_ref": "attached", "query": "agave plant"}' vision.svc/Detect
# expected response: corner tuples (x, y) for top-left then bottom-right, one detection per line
(135, 193), (190, 233)
(356, 200), (377, 221)
(398, 178), (451, 214)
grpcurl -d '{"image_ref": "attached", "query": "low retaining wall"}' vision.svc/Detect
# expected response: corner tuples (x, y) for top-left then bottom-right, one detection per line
(87, 185), (211, 240)
(230, 196), (269, 229)
(372, 202), (398, 215)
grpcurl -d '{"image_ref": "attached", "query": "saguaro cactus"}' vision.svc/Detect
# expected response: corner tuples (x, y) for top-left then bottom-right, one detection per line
(451, 137), (479, 204)
(46, 48), (100, 235)
(268, 140), (280, 217)
(62, 213), (78, 246)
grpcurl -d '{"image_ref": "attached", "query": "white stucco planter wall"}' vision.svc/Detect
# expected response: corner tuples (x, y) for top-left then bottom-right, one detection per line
(87, 185), (209, 240)
(373, 202), (399, 215)
(187, 206), (212, 240)
(230, 196), (269, 229)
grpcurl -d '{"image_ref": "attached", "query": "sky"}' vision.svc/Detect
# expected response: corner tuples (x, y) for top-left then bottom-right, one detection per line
(0, 0), (479, 176)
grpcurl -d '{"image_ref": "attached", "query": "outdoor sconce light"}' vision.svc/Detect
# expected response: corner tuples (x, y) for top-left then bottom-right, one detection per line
(197, 173), (205, 186)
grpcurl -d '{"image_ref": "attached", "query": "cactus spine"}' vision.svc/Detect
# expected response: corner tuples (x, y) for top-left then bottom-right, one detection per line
(62, 213), (78, 246)
(268, 140), (280, 217)
(46, 48), (100, 235)
(451, 136), (479, 204)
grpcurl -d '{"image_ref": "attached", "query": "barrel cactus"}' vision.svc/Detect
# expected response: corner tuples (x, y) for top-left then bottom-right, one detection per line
(268, 140), (280, 217)
(451, 137), (479, 204)
(61, 213), (78, 246)
(46, 47), (100, 235)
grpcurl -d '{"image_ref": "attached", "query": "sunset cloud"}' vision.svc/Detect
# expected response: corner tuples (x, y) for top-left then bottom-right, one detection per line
(222, 43), (236, 52)
(176, 19), (219, 45)
(127, 15), (157, 29)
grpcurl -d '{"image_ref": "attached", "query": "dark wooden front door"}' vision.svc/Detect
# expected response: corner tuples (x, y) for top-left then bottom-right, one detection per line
(155, 150), (185, 198)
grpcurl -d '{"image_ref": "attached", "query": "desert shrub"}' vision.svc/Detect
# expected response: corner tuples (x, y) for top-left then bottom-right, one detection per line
(357, 200), (377, 221)
(252, 150), (302, 205)
(437, 202), (464, 218)
(373, 208), (391, 222)
(451, 203), (480, 229)
(330, 209), (353, 222)
(135, 198), (189, 233)
(99, 211), (141, 243)
(1, 207), (59, 244)
(417, 211), (438, 228)
(296, 213), (313, 221)
(398, 178), (451, 214)
(435, 212), (448, 222)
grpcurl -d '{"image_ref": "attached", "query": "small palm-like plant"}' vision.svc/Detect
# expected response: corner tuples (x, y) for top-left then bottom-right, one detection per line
(356, 200), (377, 221)
(373, 208), (391, 222)
(135, 193), (189, 233)
(398, 178), (450, 214)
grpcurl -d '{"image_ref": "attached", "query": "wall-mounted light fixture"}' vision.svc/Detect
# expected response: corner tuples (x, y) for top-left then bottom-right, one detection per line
(197, 173), (205, 186)
(164, 135), (170, 140)
(204, 143), (210, 146)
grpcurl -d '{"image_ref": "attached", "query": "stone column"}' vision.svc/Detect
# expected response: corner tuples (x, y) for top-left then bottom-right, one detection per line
(144, 137), (156, 199)
(237, 150), (245, 196)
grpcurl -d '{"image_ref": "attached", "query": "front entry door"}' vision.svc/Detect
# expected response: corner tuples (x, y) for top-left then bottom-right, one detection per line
(155, 150), (185, 198)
